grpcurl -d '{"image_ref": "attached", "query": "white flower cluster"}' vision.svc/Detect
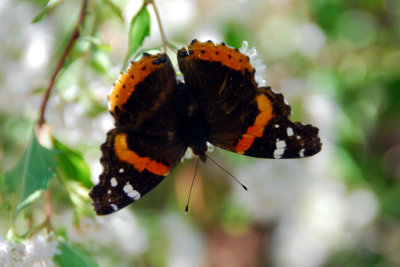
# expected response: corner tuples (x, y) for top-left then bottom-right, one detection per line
(239, 41), (267, 87)
(0, 233), (59, 267)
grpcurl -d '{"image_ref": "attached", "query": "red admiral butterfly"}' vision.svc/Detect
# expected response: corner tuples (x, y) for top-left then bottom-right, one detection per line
(89, 40), (321, 215)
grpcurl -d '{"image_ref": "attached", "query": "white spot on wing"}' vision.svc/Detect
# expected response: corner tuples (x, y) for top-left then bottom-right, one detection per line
(287, 127), (294, 136)
(110, 204), (118, 211)
(276, 140), (286, 149)
(107, 190), (111, 194)
(110, 177), (118, 187)
(275, 124), (280, 128)
(123, 183), (133, 194)
(297, 135), (301, 140)
(273, 139), (286, 159)
(299, 148), (305, 157)
(128, 190), (141, 200)
(119, 168), (124, 173)
(123, 183), (141, 200)
(273, 148), (285, 159)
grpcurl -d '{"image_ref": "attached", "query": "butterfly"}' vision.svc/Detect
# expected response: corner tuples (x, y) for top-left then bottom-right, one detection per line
(89, 40), (322, 215)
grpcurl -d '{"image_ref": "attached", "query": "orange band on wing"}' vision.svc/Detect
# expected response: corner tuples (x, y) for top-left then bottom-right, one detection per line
(184, 40), (254, 73)
(114, 134), (170, 176)
(108, 54), (167, 113)
(234, 134), (256, 153)
(234, 94), (273, 154)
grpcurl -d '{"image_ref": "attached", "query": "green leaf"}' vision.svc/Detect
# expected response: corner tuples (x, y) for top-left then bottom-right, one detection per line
(5, 134), (58, 214)
(104, 0), (124, 22)
(90, 47), (112, 76)
(55, 240), (98, 267)
(32, 0), (64, 23)
(54, 139), (92, 189)
(124, 4), (151, 67)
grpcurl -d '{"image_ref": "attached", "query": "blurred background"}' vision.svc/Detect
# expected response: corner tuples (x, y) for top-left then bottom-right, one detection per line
(1, 0), (400, 266)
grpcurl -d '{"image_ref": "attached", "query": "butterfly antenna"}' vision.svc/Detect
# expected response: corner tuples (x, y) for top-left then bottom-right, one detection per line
(207, 155), (248, 191)
(185, 157), (200, 214)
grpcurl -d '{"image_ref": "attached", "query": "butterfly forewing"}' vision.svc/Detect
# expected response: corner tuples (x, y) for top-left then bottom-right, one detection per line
(90, 54), (187, 215)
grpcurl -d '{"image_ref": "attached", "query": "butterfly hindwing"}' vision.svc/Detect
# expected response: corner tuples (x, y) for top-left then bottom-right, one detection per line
(233, 87), (321, 158)
(177, 40), (321, 159)
(90, 128), (186, 215)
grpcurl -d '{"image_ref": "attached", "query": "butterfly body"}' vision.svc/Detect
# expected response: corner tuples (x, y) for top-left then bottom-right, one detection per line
(89, 40), (321, 215)
(174, 83), (209, 162)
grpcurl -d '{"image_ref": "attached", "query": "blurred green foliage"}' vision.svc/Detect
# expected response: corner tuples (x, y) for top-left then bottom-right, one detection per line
(55, 240), (98, 267)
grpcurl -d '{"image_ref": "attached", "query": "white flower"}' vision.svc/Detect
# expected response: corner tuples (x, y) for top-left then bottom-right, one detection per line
(0, 233), (60, 267)
(0, 238), (13, 266)
(239, 41), (267, 87)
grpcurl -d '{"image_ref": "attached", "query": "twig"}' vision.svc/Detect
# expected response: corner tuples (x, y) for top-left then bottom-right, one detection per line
(148, 0), (168, 53)
(37, 0), (88, 234)
(38, 0), (89, 128)
(44, 190), (53, 234)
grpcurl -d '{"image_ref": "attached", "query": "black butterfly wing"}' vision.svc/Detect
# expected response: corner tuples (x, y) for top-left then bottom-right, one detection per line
(229, 86), (322, 158)
(177, 40), (321, 159)
(90, 128), (186, 215)
(90, 54), (187, 215)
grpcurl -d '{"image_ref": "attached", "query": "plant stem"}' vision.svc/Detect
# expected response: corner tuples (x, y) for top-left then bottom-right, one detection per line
(148, 0), (168, 53)
(44, 189), (52, 233)
(38, 0), (89, 128)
